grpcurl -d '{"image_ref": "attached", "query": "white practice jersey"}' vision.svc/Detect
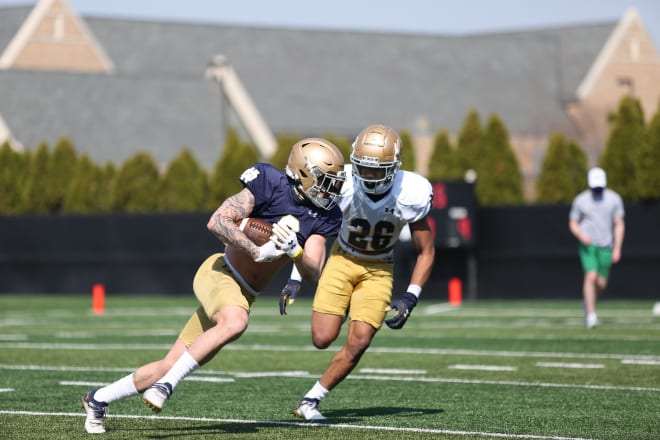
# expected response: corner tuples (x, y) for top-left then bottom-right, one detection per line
(337, 165), (433, 260)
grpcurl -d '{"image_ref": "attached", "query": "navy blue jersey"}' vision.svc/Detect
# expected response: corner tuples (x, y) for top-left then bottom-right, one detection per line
(239, 163), (342, 243)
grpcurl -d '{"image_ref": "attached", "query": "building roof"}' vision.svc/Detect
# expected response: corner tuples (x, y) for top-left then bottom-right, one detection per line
(0, 4), (617, 169)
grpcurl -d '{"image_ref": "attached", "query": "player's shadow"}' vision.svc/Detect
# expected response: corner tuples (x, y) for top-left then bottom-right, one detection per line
(321, 406), (444, 421)
(112, 407), (444, 437)
(130, 422), (260, 438)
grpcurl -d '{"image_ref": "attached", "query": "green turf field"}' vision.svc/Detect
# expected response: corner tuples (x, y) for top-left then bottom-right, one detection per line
(0, 295), (658, 439)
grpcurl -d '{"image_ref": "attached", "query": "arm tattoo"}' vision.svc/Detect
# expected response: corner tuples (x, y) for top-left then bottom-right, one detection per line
(208, 189), (260, 257)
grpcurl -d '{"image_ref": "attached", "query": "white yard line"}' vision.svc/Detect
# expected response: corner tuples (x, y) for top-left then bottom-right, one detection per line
(422, 303), (458, 314)
(60, 376), (236, 386)
(2, 364), (657, 393)
(536, 362), (604, 369)
(177, 376), (235, 383)
(359, 368), (427, 374)
(0, 334), (27, 340)
(449, 364), (517, 371)
(621, 359), (660, 365)
(0, 410), (603, 440)
(2, 342), (660, 363)
(345, 374), (660, 392)
(60, 381), (108, 387)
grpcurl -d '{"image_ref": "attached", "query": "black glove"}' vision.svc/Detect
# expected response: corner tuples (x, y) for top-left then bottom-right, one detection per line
(385, 292), (418, 329)
(279, 279), (301, 315)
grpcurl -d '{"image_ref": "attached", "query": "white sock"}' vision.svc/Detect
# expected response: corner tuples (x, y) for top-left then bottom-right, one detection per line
(304, 381), (329, 401)
(94, 373), (138, 404)
(158, 351), (199, 389)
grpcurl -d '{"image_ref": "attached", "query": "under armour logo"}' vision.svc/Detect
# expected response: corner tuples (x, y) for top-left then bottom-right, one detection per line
(384, 207), (395, 214)
(308, 210), (319, 218)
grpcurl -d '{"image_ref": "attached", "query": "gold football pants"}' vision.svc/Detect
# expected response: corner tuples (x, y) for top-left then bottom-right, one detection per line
(178, 253), (255, 349)
(313, 242), (393, 329)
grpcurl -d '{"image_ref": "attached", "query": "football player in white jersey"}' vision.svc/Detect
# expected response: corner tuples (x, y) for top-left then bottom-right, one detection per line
(279, 124), (435, 420)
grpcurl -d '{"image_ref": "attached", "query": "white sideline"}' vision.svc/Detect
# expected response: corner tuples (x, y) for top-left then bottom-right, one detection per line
(0, 410), (602, 440)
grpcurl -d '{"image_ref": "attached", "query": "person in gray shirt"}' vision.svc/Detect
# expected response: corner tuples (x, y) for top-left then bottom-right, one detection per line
(569, 167), (625, 328)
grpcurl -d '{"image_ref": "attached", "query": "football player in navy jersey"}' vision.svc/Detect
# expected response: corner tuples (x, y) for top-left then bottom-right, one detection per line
(81, 138), (346, 434)
(281, 125), (435, 420)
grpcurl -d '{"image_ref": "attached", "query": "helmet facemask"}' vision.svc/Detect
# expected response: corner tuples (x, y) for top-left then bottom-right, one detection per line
(299, 161), (345, 210)
(351, 154), (399, 195)
(285, 138), (346, 210)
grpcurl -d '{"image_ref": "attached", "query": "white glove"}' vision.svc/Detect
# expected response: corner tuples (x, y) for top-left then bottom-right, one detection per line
(255, 240), (285, 262)
(270, 215), (303, 260)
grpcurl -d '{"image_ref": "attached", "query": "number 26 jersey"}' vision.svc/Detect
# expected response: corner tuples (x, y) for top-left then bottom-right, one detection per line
(337, 165), (433, 260)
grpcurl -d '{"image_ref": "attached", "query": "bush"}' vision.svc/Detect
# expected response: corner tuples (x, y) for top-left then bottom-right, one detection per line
(159, 149), (209, 212)
(427, 129), (461, 181)
(110, 152), (161, 213)
(600, 96), (645, 200)
(475, 114), (524, 205)
(536, 133), (588, 203)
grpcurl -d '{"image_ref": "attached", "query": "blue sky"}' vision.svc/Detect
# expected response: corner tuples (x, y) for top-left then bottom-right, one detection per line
(1, 0), (659, 45)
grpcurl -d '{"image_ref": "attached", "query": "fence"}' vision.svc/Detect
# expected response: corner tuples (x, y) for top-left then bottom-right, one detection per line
(0, 202), (658, 299)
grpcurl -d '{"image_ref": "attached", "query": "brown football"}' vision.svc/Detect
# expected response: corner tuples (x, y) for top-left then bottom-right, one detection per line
(237, 218), (273, 246)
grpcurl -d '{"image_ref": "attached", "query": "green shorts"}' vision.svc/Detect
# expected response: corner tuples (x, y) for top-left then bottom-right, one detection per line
(578, 244), (613, 279)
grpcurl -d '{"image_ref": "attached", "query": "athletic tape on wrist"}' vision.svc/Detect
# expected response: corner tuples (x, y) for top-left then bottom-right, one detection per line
(407, 284), (422, 298)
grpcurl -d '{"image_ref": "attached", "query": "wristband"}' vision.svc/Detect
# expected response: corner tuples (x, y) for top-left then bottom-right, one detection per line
(407, 284), (422, 298)
(291, 246), (303, 260)
(290, 264), (303, 282)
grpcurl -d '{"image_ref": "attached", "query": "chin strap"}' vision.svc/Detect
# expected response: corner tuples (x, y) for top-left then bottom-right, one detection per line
(290, 184), (307, 203)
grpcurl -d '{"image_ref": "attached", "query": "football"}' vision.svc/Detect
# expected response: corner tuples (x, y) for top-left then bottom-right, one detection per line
(237, 218), (273, 246)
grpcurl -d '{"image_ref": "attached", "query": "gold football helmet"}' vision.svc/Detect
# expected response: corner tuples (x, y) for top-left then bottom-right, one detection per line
(350, 124), (401, 195)
(286, 138), (346, 210)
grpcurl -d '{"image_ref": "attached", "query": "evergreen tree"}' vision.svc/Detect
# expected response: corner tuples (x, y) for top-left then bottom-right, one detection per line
(99, 163), (116, 213)
(427, 129), (461, 181)
(600, 96), (645, 200)
(110, 152), (161, 213)
(637, 102), (660, 200)
(476, 114), (524, 205)
(47, 137), (78, 212)
(399, 129), (415, 171)
(535, 133), (588, 203)
(270, 132), (301, 170)
(21, 142), (52, 213)
(0, 143), (28, 214)
(456, 109), (483, 176)
(160, 149), (209, 212)
(14, 148), (32, 213)
(208, 127), (259, 208)
(63, 155), (109, 213)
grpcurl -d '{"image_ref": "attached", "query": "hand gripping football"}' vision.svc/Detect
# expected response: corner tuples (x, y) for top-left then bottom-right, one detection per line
(237, 218), (273, 246)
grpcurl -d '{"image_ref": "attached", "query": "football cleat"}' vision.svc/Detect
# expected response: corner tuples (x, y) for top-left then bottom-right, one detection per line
(294, 397), (326, 420)
(142, 382), (173, 413)
(81, 390), (108, 434)
(585, 314), (599, 329)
